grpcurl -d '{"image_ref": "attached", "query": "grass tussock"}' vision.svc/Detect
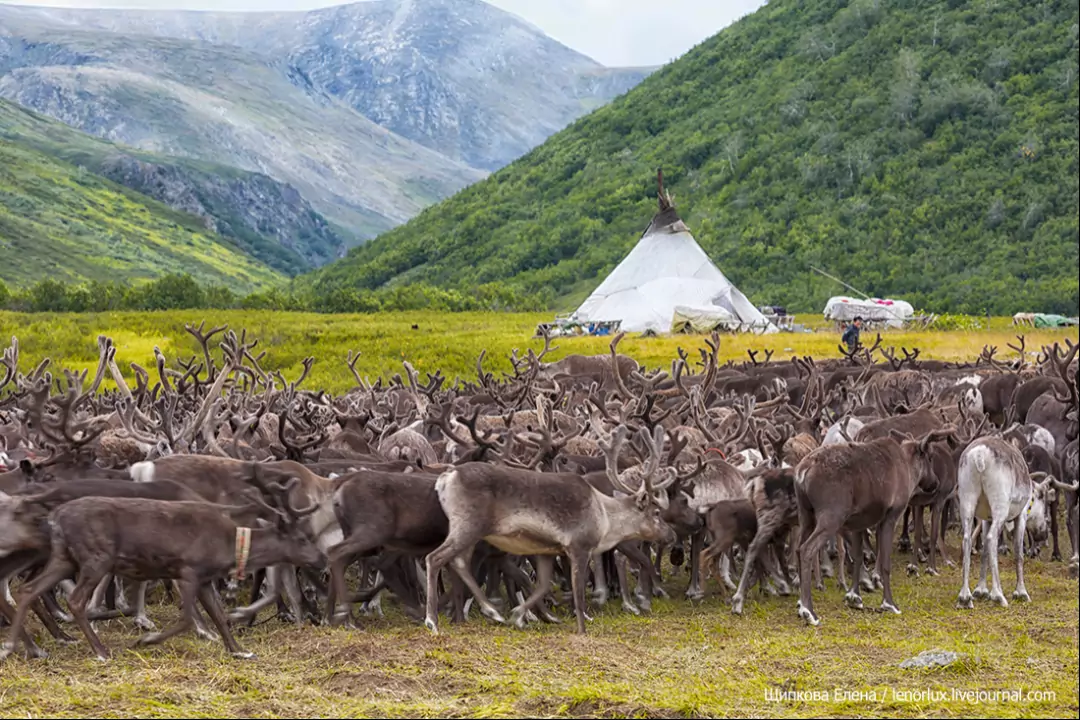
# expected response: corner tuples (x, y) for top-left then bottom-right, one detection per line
(0, 554), (1076, 718)
(1, 310), (1076, 396)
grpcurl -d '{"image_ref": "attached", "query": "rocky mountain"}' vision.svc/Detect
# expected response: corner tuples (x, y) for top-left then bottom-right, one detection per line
(0, 0), (653, 245)
(0, 132), (283, 292)
(308, 0), (1079, 316)
(0, 98), (344, 273)
(0, 7), (485, 245)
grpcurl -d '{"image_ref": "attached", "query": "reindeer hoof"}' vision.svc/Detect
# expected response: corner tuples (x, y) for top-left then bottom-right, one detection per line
(481, 607), (505, 625)
(93, 653), (110, 663)
(731, 597), (745, 616)
(1070, 563), (1078, 579)
(510, 608), (529, 629)
(972, 587), (990, 600)
(231, 651), (256, 660)
(844, 592), (864, 611)
(906, 564), (920, 578)
(1012, 590), (1031, 603)
(897, 538), (912, 553)
(134, 632), (163, 646)
(860, 578), (875, 594)
(796, 603), (820, 627)
(957, 595), (974, 610)
(621, 601), (641, 616)
(685, 589), (705, 602)
(424, 618), (439, 635)
(926, 567), (940, 577)
(879, 602), (901, 615)
(653, 587), (669, 599)
(592, 591), (609, 606)
(990, 593), (1009, 608)
(0, 644), (14, 662)
(133, 616), (157, 632)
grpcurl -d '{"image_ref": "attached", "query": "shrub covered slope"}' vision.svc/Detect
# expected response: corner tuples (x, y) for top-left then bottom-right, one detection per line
(310, 0), (1080, 316)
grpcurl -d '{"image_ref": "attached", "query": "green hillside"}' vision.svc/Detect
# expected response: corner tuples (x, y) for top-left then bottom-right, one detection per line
(0, 99), (344, 274)
(0, 136), (284, 293)
(310, 0), (1080, 316)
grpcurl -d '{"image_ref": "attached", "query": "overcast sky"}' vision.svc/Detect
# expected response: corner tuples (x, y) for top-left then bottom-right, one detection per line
(0, 0), (767, 66)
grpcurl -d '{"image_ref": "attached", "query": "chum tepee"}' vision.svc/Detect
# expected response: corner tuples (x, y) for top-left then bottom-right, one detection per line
(570, 175), (777, 335)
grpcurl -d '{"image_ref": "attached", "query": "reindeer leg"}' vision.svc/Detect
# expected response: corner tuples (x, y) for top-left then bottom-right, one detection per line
(720, 551), (737, 592)
(797, 521), (833, 627)
(135, 575), (198, 650)
(1050, 495), (1062, 562)
(614, 552), (640, 616)
(1012, 513), (1031, 603)
(231, 565), (284, 625)
(0, 586), (48, 659)
(198, 584), (253, 659)
(568, 549), (593, 634)
(686, 532), (705, 601)
(591, 551), (610, 606)
(509, 557), (557, 628)
(957, 508), (976, 609)
(973, 521), (991, 599)
(986, 519), (1008, 607)
(877, 511), (903, 615)
(845, 531), (866, 611)
(897, 507), (912, 554)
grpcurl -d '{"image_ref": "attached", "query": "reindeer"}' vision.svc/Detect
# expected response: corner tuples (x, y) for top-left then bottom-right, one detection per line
(955, 437), (1061, 609)
(0, 483), (324, 662)
(422, 424), (678, 635)
(793, 427), (951, 626)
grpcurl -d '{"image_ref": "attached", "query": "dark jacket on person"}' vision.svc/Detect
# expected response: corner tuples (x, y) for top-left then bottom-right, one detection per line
(842, 323), (861, 350)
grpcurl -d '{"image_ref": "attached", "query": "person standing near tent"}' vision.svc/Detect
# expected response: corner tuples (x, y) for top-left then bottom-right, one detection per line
(842, 316), (863, 352)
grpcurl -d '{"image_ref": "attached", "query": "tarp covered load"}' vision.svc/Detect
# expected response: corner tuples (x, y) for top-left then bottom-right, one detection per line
(823, 296), (914, 328)
(571, 188), (776, 335)
(671, 305), (742, 334)
(1033, 314), (1079, 328)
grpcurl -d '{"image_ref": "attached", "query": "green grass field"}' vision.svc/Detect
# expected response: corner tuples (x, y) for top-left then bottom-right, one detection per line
(0, 310), (1077, 718)
(1, 311), (1077, 394)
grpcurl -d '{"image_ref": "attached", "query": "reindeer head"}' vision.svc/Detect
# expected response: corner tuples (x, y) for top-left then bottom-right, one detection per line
(599, 425), (678, 547)
(1026, 473), (1064, 544)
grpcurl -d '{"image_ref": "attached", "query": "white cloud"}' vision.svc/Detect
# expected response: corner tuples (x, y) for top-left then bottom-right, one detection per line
(0, 0), (766, 66)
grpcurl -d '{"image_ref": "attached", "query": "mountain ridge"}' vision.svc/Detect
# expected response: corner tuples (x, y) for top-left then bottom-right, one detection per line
(0, 0), (653, 182)
(307, 0), (1080, 316)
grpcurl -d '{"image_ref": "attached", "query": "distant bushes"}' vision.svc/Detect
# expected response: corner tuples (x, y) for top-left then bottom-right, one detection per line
(0, 274), (553, 315)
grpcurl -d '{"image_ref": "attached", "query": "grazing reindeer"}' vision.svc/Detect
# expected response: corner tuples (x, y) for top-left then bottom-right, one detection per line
(955, 438), (1059, 609)
(793, 428), (950, 626)
(423, 425), (678, 635)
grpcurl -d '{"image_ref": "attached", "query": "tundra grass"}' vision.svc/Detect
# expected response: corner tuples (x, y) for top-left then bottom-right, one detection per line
(0, 554), (1076, 718)
(0, 311), (1076, 395)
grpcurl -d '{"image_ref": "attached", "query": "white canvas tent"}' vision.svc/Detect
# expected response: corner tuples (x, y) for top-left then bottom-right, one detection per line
(570, 186), (776, 335)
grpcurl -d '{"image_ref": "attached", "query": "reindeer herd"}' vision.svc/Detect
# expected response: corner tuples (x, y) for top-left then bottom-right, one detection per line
(0, 323), (1077, 662)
